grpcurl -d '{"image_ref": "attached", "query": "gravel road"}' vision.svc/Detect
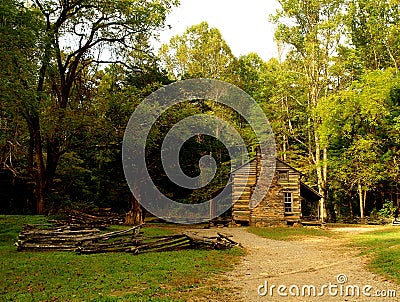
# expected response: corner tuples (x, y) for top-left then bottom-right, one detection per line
(193, 226), (400, 302)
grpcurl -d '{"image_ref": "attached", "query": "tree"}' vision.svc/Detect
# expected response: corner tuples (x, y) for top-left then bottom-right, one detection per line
(344, 138), (385, 218)
(0, 0), (43, 212)
(98, 63), (174, 225)
(1, 0), (177, 214)
(232, 53), (268, 96)
(272, 0), (345, 221)
(317, 69), (399, 218)
(347, 0), (400, 70)
(159, 21), (236, 80)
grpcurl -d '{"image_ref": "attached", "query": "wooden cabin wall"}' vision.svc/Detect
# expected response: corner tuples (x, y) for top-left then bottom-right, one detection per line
(275, 160), (301, 222)
(231, 160), (257, 223)
(231, 158), (303, 226)
(250, 172), (286, 226)
(249, 160), (302, 226)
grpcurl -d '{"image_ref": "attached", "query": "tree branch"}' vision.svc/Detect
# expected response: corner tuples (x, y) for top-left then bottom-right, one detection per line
(91, 59), (142, 71)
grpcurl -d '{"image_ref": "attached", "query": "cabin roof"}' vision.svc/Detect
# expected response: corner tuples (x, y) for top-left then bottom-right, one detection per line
(300, 182), (322, 201)
(275, 157), (302, 175)
(231, 157), (321, 201)
(230, 157), (257, 174)
(231, 157), (302, 175)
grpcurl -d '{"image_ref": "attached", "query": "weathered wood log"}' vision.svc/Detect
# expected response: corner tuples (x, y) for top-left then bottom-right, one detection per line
(54, 210), (126, 228)
(76, 246), (132, 254)
(80, 231), (237, 254)
(19, 229), (100, 238)
(16, 225), (142, 252)
(136, 243), (193, 253)
(184, 232), (240, 250)
(138, 236), (190, 251)
(217, 232), (241, 247)
(18, 226), (138, 242)
(16, 223), (239, 254)
(17, 243), (78, 252)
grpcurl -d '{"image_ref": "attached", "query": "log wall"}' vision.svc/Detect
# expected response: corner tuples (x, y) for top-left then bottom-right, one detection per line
(231, 160), (257, 223)
(231, 158), (302, 226)
(250, 172), (286, 226)
(275, 159), (301, 222)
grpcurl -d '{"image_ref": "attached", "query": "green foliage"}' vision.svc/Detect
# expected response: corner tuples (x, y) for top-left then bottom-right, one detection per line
(159, 21), (236, 80)
(0, 0), (42, 175)
(0, 0), (180, 213)
(0, 0), (179, 213)
(317, 69), (400, 218)
(378, 201), (398, 219)
(143, 99), (251, 204)
(2, 0), (400, 221)
(346, 0), (400, 70)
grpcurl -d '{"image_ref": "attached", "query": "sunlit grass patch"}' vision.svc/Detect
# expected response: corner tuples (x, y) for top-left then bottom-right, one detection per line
(353, 227), (400, 283)
(247, 226), (334, 241)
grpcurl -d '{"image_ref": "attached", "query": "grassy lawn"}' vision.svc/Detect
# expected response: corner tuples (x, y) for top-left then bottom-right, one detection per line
(352, 227), (400, 283)
(0, 216), (243, 302)
(247, 226), (334, 241)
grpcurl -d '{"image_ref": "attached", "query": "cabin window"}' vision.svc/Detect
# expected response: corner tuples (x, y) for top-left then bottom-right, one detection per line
(284, 192), (293, 213)
(278, 171), (289, 181)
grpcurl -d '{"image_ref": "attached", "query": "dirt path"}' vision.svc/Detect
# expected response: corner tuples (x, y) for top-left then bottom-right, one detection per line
(194, 226), (400, 301)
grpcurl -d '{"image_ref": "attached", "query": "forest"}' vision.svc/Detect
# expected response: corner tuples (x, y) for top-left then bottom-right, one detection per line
(1, 0), (399, 222)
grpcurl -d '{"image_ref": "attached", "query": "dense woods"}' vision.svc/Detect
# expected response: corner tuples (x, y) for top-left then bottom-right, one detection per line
(1, 0), (399, 222)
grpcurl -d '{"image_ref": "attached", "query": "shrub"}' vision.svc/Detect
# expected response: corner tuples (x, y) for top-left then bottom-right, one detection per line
(378, 201), (398, 218)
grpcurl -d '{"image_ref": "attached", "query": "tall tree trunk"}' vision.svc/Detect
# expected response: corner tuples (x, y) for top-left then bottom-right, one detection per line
(322, 146), (328, 219)
(315, 131), (327, 221)
(44, 138), (62, 191)
(125, 182), (143, 226)
(282, 95), (291, 161)
(33, 131), (46, 214)
(363, 190), (367, 216)
(125, 195), (143, 226)
(358, 181), (364, 218)
(27, 22), (51, 214)
(27, 115), (46, 214)
(282, 134), (287, 161)
(349, 197), (354, 219)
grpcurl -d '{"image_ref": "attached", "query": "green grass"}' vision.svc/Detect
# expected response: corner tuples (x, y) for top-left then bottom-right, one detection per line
(352, 227), (400, 283)
(0, 215), (243, 301)
(247, 226), (334, 241)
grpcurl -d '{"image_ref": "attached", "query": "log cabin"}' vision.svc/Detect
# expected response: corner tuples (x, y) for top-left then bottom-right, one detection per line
(231, 151), (321, 227)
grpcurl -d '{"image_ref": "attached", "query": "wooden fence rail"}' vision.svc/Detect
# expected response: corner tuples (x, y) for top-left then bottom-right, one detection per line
(16, 224), (239, 254)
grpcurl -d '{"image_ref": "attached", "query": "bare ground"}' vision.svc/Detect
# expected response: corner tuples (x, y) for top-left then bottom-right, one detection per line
(191, 226), (400, 302)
